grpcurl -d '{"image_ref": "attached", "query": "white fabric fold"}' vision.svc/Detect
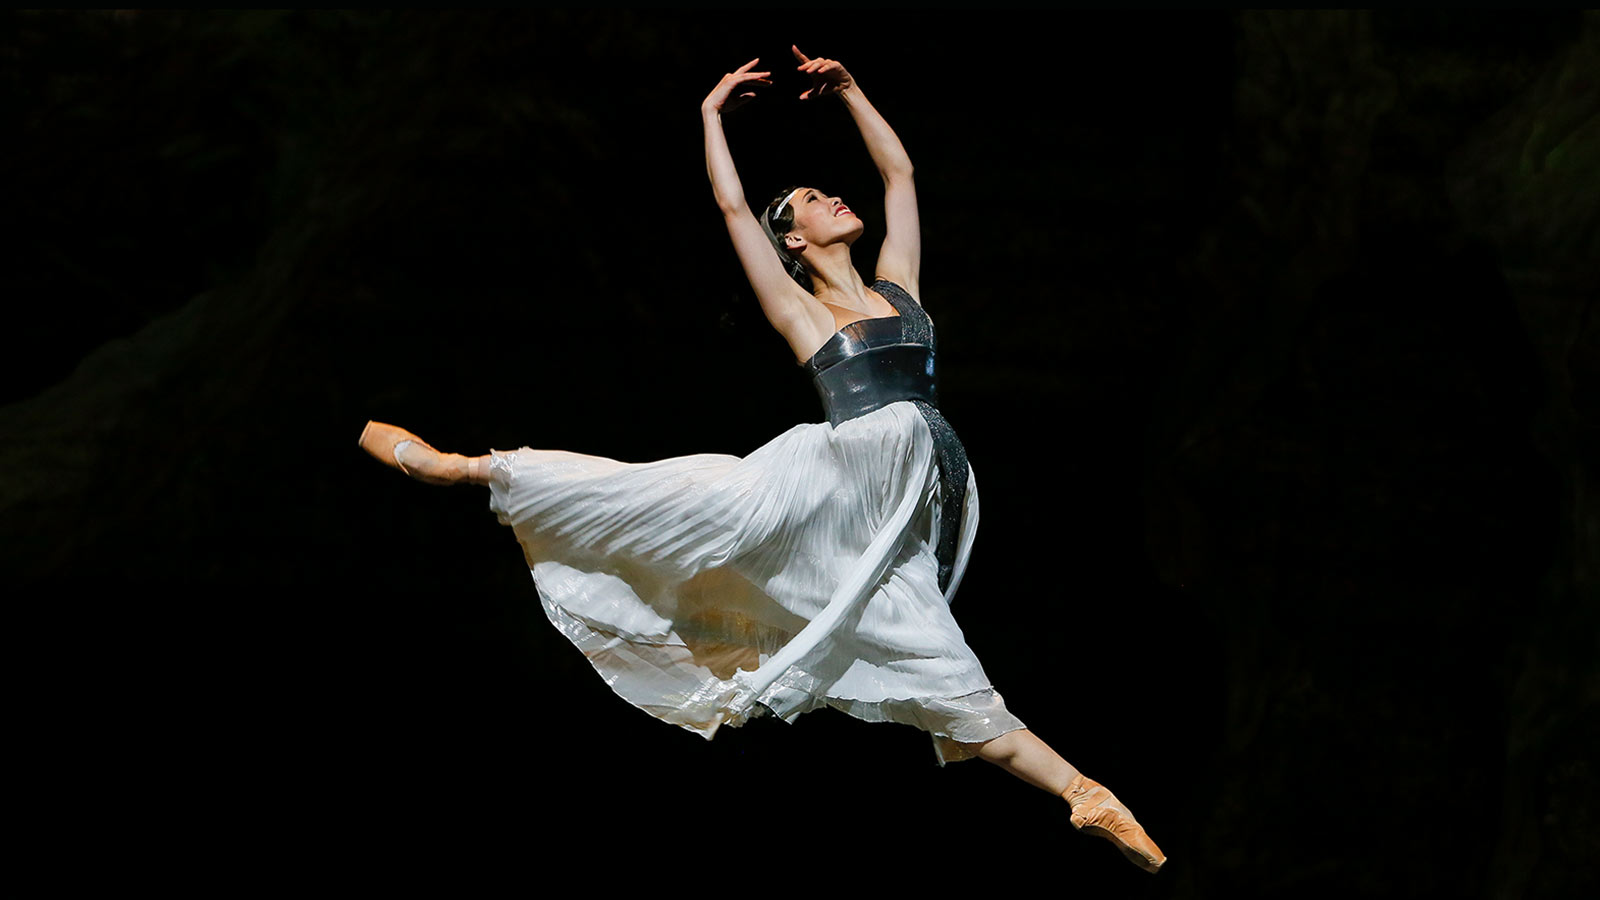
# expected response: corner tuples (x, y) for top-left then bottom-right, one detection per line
(486, 402), (1024, 757)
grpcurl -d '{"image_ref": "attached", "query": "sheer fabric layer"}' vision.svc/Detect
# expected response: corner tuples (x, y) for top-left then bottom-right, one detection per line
(486, 402), (1024, 761)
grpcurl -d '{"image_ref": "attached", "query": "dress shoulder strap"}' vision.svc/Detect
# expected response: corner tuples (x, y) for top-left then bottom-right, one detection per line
(872, 278), (914, 305)
(872, 279), (932, 344)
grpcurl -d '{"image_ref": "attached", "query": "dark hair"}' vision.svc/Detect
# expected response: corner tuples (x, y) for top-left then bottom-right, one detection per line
(761, 186), (814, 293)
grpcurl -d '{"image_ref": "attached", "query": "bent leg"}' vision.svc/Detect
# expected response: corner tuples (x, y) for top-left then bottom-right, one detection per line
(358, 420), (490, 486)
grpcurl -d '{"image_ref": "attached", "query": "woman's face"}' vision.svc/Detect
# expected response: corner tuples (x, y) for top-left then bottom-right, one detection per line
(784, 187), (864, 250)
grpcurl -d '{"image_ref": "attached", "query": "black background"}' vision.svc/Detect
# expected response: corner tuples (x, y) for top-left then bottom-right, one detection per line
(6, 11), (1596, 895)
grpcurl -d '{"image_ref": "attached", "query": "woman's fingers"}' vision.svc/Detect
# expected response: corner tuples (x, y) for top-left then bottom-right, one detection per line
(722, 72), (771, 111)
(706, 61), (771, 113)
(785, 47), (849, 100)
(797, 59), (843, 79)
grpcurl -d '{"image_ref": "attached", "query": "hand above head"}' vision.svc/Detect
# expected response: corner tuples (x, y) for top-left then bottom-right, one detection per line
(703, 58), (772, 114)
(792, 45), (853, 100)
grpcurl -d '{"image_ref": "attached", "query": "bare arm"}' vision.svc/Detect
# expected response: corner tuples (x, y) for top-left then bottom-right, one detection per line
(795, 46), (921, 299)
(702, 60), (821, 352)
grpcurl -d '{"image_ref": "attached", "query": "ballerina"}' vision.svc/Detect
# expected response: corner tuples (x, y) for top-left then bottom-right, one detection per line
(359, 46), (1165, 873)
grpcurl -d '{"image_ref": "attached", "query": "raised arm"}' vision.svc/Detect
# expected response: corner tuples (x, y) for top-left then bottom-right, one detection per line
(703, 60), (819, 348)
(794, 46), (921, 299)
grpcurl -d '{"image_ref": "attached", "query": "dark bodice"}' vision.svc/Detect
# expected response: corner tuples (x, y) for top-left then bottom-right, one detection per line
(803, 280), (970, 594)
(803, 279), (940, 427)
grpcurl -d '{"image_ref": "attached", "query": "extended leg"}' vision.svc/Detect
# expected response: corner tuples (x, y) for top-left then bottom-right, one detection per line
(974, 729), (1166, 873)
(974, 728), (1081, 793)
(358, 421), (491, 486)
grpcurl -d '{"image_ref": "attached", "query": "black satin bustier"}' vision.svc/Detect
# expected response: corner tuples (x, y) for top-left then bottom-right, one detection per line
(804, 316), (938, 426)
(803, 280), (970, 593)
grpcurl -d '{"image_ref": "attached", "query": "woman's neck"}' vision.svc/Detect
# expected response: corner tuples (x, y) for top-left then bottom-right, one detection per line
(806, 246), (872, 310)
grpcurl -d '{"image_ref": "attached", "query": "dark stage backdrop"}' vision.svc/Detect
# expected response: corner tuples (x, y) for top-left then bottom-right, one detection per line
(5, 11), (1595, 896)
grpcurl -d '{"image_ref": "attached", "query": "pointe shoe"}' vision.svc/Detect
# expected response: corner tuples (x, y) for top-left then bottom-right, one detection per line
(1063, 774), (1167, 873)
(358, 420), (459, 485)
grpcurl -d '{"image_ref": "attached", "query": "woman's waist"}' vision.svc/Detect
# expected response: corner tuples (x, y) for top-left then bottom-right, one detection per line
(810, 342), (939, 427)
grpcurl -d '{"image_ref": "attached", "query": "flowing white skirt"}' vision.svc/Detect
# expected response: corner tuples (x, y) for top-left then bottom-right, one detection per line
(487, 401), (1024, 763)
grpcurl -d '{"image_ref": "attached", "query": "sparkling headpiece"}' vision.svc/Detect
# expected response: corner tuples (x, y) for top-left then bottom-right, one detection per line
(760, 188), (806, 260)
(769, 187), (803, 223)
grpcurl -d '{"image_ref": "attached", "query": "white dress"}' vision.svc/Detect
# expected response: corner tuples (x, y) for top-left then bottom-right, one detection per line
(486, 283), (1025, 764)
